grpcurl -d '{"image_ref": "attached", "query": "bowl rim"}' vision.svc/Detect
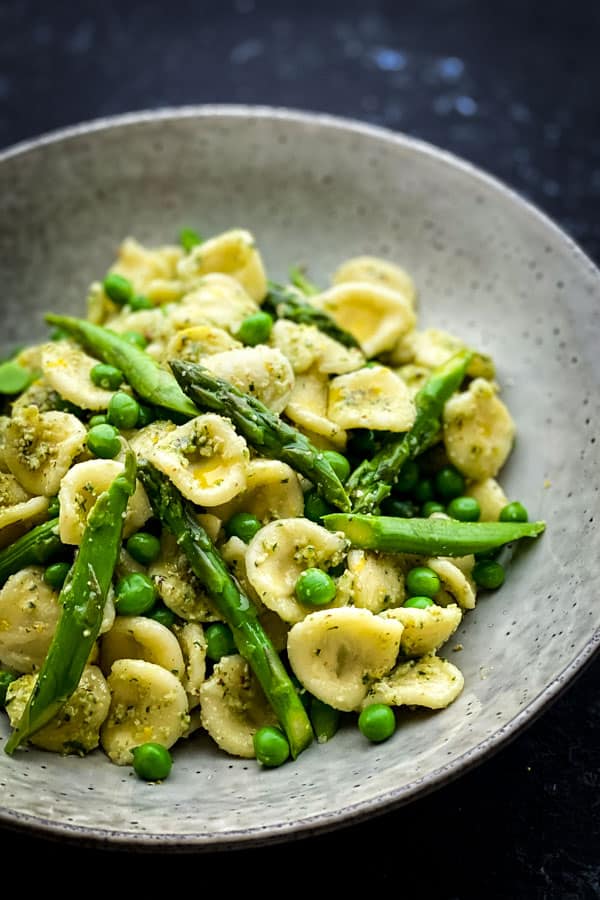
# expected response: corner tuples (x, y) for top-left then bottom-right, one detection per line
(0, 103), (599, 852)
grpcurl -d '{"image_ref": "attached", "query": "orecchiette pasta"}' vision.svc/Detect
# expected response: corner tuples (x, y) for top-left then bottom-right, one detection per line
(5, 406), (87, 496)
(327, 365), (416, 432)
(0, 566), (61, 673)
(361, 654), (465, 710)
(41, 341), (116, 410)
(176, 229), (268, 302)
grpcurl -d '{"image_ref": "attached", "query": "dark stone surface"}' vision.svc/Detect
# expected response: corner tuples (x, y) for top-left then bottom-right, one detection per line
(0, 0), (598, 893)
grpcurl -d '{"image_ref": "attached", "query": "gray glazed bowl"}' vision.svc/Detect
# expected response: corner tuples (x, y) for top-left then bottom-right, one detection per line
(0, 106), (598, 851)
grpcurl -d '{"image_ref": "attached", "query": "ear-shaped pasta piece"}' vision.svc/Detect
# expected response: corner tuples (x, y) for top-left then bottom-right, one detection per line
(40, 342), (115, 410)
(427, 556), (477, 610)
(10, 378), (61, 416)
(111, 237), (183, 294)
(407, 328), (496, 380)
(382, 604), (463, 657)
(99, 616), (185, 680)
(0, 566), (61, 673)
(0, 417), (12, 473)
(361, 653), (464, 710)
(6, 665), (111, 754)
(168, 274), (259, 332)
(394, 363), (431, 398)
(310, 282), (416, 358)
(332, 255), (417, 310)
(212, 459), (304, 525)
(177, 229), (268, 302)
(101, 659), (189, 765)
(287, 607), (404, 712)
(58, 459), (152, 545)
(164, 324), (242, 364)
(173, 622), (207, 709)
(465, 477), (509, 521)
(105, 309), (175, 359)
(0, 496), (49, 549)
(269, 320), (322, 374)
(285, 369), (347, 450)
(143, 413), (249, 507)
(199, 654), (278, 758)
(442, 378), (516, 480)
(5, 407), (87, 497)
(128, 420), (177, 459)
(245, 518), (349, 624)
(202, 346), (295, 414)
(327, 365), (416, 432)
(0, 472), (31, 507)
(220, 536), (265, 609)
(346, 549), (406, 613)
(149, 531), (221, 622)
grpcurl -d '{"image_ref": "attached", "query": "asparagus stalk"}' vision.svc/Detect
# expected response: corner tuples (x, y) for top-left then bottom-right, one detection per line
(137, 460), (314, 759)
(44, 314), (199, 419)
(263, 281), (360, 349)
(346, 349), (473, 513)
(170, 359), (351, 512)
(5, 449), (137, 754)
(0, 518), (62, 587)
(323, 513), (545, 556)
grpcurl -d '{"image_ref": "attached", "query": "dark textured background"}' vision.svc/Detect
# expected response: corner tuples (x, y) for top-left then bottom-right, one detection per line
(1, 0), (599, 894)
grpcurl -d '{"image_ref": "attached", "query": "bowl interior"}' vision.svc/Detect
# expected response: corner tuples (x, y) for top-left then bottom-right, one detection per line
(0, 107), (598, 850)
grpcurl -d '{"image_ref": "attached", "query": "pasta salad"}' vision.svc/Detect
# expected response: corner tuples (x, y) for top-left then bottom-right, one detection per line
(0, 227), (544, 778)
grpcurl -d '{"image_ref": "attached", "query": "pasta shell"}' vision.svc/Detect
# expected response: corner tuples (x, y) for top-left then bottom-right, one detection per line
(332, 254), (417, 309)
(0, 496), (49, 549)
(442, 378), (516, 480)
(199, 654), (278, 758)
(58, 458), (152, 545)
(211, 459), (304, 524)
(164, 324), (242, 363)
(202, 346), (295, 414)
(284, 368), (347, 449)
(327, 365), (416, 432)
(101, 658), (190, 765)
(111, 237), (183, 294)
(310, 282), (416, 358)
(361, 653), (464, 710)
(219, 536), (264, 609)
(287, 607), (404, 712)
(173, 622), (207, 709)
(382, 604), (463, 657)
(143, 413), (249, 507)
(99, 615), (185, 680)
(245, 518), (349, 624)
(6, 665), (111, 754)
(149, 531), (220, 622)
(427, 557), (477, 610)
(5, 406), (87, 496)
(177, 229), (268, 302)
(346, 549), (406, 613)
(41, 341), (115, 410)
(0, 565), (61, 673)
(167, 274), (258, 332)
(465, 477), (509, 521)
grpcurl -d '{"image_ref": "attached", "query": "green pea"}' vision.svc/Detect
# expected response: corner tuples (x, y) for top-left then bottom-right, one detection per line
(309, 696), (340, 744)
(236, 311), (273, 346)
(87, 423), (121, 459)
(304, 490), (333, 522)
(499, 501), (529, 523)
(121, 330), (148, 350)
(0, 360), (32, 395)
(380, 497), (418, 518)
(47, 496), (60, 518)
(107, 392), (140, 429)
(446, 495), (481, 522)
(103, 273), (134, 306)
(253, 725), (290, 767)
(358, 703), (396, 742)
(0, 671), (18, 707)
(147, 604), (177, 629)
(394, 460), (420, 494)
(44, 561), (71, 590)
(412, 478), (435, 504)
(434, 465), (466, 500)
(322, 450), (351, 484)
(132, 742), (173, 781)
(403, 595), (434, 609)
(179, 227), (203, 252)
(405, 566), (441, 598)
(295, 568), (337, 608)
(224, 512), (262, 543)
(472, 560), (506, 590)
(88, 414), (108, 428)
(126, 532), (162, 566)
(129, 294), (154, 311)
(205, 622), (237, 661)
(90, 363), (123, 391)
(421, 501), (446, 517)
(115, 573), (157, 616)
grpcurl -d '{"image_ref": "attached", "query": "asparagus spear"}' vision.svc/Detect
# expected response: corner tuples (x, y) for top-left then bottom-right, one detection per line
(346, 349), (473, 513)
(137, 460), (314, 759)
(5, 449), (137, 754)
(323, 513), (545, 556)
(288, 267), (320, 296)
(170, 359), (351, 512)
(44, 314), (199, 419)
(263, 281), (360, 349)
(0, 518), (62, 587)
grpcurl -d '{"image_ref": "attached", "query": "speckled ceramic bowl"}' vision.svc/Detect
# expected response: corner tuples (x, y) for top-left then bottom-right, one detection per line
(0, 106), (598, 852)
